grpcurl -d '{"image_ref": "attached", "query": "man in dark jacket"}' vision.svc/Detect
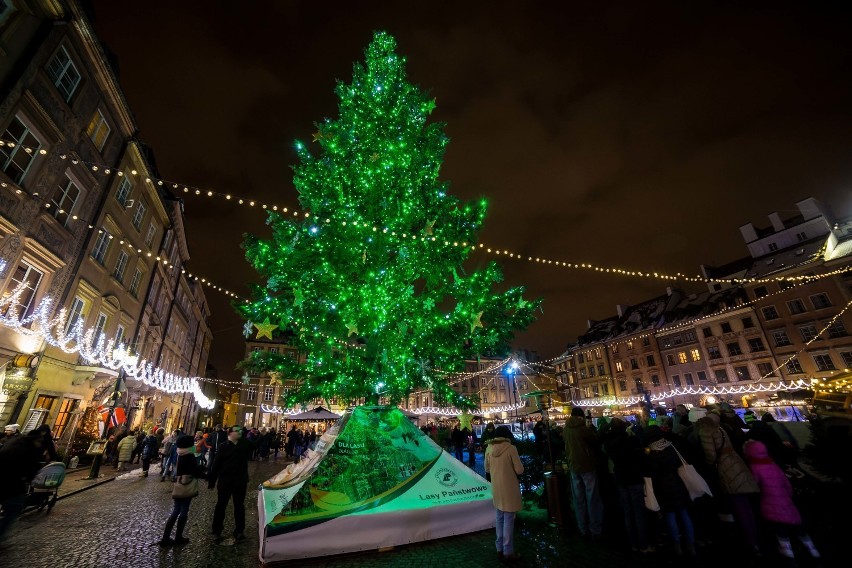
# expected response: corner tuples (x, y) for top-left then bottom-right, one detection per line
(206, 425), (225, 474)
(564, 407), (603, 538)
(209, 426), (253, 542)
(0, 425), (58, 540)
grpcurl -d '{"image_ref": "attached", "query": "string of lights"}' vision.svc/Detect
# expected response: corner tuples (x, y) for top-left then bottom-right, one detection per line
(4, 138), (847, 287)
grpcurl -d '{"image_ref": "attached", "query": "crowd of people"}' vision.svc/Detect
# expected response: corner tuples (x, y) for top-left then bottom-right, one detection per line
(554, 403), (822, 561)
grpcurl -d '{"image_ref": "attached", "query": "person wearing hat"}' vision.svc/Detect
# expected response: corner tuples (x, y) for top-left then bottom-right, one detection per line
(485, 425), (523, 562)
(159, 434), (201, 546)
(0, 424), (20, 450)
(564, 406), (604, 538)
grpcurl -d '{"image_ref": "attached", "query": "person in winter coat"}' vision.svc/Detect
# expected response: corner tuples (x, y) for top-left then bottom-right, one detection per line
(451, 426), (465, 461)
(743, 440), (820, 560)
(116, 432), (136, 471)
(140, 430), (159, 477)
(209, 426), (254, 542)
(564, 407), (603, 538)
(485, 425), (523, 562)
(645, 426), (696, 556)
(696, 412), (760, 553)
(0, 425), (58, 540)
(161, 430), (181, 482)
(159, 435), (202, 546)
(602, 418), (650, 553)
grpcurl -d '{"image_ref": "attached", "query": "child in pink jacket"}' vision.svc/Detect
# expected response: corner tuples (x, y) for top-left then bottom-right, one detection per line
(743, 440), (819, 559)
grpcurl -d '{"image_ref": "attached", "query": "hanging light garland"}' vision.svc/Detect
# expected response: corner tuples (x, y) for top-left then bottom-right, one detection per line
(3, 138), (848, 287)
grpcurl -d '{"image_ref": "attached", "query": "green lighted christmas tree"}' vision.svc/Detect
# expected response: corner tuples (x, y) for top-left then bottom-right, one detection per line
(238, 32), (539, 409)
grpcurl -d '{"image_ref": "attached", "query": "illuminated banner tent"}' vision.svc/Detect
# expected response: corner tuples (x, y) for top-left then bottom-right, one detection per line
(257, 406), (493, 563)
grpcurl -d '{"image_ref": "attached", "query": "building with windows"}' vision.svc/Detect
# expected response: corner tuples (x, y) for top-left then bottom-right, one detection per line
(0, 3), (212, 447)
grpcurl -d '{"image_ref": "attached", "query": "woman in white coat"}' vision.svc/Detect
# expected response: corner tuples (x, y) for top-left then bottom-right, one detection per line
(485, 425), (524, 562)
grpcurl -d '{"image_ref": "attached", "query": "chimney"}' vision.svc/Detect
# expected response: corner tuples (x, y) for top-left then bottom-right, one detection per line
(767, 212), (785, 232)
(796, 197), (833, 223)
(616, 304), (629, 317)
(739, 222), (758, 243)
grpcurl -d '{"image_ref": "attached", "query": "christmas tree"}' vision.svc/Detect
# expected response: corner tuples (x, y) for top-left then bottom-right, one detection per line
(239, 32), (539, 409)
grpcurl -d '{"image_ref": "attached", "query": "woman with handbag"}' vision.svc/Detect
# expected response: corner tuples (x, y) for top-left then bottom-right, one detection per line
(159, 435), (201, 546)
(644, 426), (696, 556)
(485, 425), (524, 562)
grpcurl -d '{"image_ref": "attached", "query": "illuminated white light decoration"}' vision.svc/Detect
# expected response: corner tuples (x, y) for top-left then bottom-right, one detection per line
(0, 282), (215, 409)
(260, 404), (297, 415)
(412, 401), (525, 416)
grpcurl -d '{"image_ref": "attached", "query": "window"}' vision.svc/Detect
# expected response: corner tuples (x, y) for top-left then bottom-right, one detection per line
(726, 342), (743, 356)
(50, 175), (80, 227)
(129, 268), (143, 297)
(86, 109), (110, 150)
(666, 354), (677, 366)
(768, 243), (778, 252)
(714, 369), (729, 383)
(53, 398), (80, 438)
(132, 200), (147, 230)
(702, 327), (713, 338)
(247, 387), (257, 401)
(611, 344), (619, 354)
(481, 393), (488, 403)
(3, 261), (44, 321)
(642, 336), (650, 347)
(787, 299), (807, 315)
(721, 322), (732, 333)
(115, 324), (125, 347)
(594, 348), (602, 359)
(264, 388), (274, 402)
(799, 325), (819, 342)
(672, 335), (683, 346)
(684, 331), (696, 342)
(684, 373), (694, 386)
(840, 351), (852, 368)
(634, 378), (643, 391)
(577, 353), (585, 364)
(65, 297), (85, 334)
(708, 346), (722, 359)
(615, 361), (623, 372)
(91, 229), (110, 264)
(748, 338), (766, 352)
(115, 177), (132, 206)
(597, 364), (604, 376)
(762, 306), (780, 320)
(144, 223), (157, 248)
(754, 286), (768, 299)
(697, 371), (707, 383)
(589, 366), (596, 377)
(618, 380), (627, 391)
(626, 341), (634, 350)
(734, 366), (750, 381)
(630, 358), (639, 370)
(113, 250), (128, 282)
(827, 320), (847, 338)
(646, 355), (655, 367)
(785, 358), (804, 374)
(757, 362), (775, 377)
(672, 375), (681, 387)
(690, 349), (701, 361)
(810, 293), (832, 310)
(796, 231), (807, 242)
(46, 45), (81, 101)
(742, 317), (754, 329)
(772, 329), (791, 347)
(678, 352), (688, 364)
(813, 354), (836, 372)
(579, 368), (587, 379)
(91, 312), (107, 347)
(1, 115), (42, 184)
(651, 375), (661, 387)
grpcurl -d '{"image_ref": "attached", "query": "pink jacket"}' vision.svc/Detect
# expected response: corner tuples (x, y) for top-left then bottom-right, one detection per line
(743, 440), (801, 525)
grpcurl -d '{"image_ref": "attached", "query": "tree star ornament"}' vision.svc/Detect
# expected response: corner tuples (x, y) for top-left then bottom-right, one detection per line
(470, 311), (484, 333)
(254, 317), (279, 340)
(346, 321), (359, 337)
(424, 219), (436, 236)
(243, 321), (254, 339)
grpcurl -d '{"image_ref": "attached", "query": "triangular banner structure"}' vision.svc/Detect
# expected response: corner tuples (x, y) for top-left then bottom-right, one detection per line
(258, 406), (494, 563)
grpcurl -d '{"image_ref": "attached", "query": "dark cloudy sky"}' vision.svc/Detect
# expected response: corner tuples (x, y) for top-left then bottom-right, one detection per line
(90, 1), (852, 379)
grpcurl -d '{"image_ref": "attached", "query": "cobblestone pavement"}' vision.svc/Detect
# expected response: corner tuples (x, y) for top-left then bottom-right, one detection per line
(0, 451), (840, 567)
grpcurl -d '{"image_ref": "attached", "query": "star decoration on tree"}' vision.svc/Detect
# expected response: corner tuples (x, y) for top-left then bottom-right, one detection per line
(312, 129), (327, 143)
(255, 317), (279, 340)
(423, 297), (435, 310)
(424, 219), (436, 236)
(470, 311), (484, 333)
(369, 152), (380, 162)
(346, 321), (359, 337)
(243, 321), (254, 339)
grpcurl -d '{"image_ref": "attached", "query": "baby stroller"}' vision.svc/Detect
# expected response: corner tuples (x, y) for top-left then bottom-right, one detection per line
(25, 461), (66, 513)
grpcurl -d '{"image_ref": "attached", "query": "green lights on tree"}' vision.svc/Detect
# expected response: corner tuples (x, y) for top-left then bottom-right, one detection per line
(238, 31), (539, 409)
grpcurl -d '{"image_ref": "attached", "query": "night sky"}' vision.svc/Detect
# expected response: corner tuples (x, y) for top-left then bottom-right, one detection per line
(89, 1), (852, 379)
